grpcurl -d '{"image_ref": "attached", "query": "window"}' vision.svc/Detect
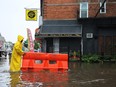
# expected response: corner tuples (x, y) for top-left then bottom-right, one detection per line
(80, 2), (88, 18)
(100, 0), (106, 13)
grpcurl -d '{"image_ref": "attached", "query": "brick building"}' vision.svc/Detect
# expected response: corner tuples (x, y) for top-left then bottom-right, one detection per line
(35, 0), (116, 59)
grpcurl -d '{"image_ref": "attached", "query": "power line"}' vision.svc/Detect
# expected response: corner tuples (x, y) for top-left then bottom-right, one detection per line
(95, 0), (107, 17)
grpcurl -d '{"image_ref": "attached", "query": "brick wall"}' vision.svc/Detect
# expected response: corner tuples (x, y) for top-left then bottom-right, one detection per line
(89, 1), (116, 17)
(43, 0), (79, 20)
(44, 0), (77, 4)
(43, 0), (116, 20)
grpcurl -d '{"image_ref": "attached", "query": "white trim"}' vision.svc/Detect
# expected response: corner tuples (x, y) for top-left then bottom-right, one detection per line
(53, 38), (59, 53)
(81, 25), (83, 55)
(100, 2), (106, 13)
(42, 39), (46, 52)
(81, 38), (83, 55)
(80, 2), (88, 18)
(39, 16), (43, 26)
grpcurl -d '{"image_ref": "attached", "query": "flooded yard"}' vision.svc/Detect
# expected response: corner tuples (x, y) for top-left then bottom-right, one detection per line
(0, 56), (116, 87)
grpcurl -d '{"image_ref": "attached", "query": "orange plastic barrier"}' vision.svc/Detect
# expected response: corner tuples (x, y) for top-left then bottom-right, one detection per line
(21, 52), (68, 72)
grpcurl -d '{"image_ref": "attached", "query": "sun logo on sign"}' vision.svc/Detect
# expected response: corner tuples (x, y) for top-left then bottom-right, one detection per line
(26, 9), (37, 21)
(28, 11), (35, 18)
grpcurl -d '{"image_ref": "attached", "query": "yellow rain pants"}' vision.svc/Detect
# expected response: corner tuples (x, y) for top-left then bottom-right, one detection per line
(10, 35), (24, 72)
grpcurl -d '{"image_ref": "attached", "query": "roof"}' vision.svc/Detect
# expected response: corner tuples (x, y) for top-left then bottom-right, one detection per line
(39, 20), (82, 36)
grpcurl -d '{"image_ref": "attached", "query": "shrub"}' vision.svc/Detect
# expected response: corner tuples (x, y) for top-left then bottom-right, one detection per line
(82, 54), (100, 63)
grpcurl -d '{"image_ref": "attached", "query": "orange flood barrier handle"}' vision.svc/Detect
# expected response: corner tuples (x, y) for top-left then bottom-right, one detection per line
(21, 52), (68, 72)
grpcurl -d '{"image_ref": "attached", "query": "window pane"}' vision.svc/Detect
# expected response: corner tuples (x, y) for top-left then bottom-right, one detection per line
(100, 2), (106, 13)
(80, 2), (88, 18)
(81, 11), (87, 17)
(81, 3), (87, 9)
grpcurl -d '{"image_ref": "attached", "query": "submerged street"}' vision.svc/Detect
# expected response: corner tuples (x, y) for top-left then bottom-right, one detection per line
(0, 55), (116, 87)
(0, 0), (116, 87)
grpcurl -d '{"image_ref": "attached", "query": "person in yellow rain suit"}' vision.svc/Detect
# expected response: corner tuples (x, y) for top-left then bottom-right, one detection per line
(10, 35), (25, 72)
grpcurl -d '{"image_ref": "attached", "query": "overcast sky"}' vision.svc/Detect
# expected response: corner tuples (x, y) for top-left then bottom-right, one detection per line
(0, 0), (40, 43)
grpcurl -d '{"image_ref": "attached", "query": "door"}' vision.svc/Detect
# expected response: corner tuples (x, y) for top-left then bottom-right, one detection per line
(98, 36), (116, 56)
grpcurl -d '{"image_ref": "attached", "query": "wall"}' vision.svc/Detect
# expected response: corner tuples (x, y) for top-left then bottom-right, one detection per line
(43, 0), (79, 20)
(43, 0), (116, 20)
(81, 18), (116, 55)
(89, 1), (116, 17)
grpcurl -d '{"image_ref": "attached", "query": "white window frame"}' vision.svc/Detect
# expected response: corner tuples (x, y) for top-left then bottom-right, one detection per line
(53, 38), (59, 53)
(80, 2), (88, 18)
(100, 2), (106, 13)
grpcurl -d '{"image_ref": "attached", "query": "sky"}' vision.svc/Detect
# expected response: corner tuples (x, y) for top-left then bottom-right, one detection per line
(0, 0), (40, 43)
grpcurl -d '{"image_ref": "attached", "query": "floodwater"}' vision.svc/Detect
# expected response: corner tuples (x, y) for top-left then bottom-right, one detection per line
(0, 55), (116, 87)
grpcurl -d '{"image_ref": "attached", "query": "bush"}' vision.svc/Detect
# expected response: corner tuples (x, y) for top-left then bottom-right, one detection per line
(82, 54), (100, 63)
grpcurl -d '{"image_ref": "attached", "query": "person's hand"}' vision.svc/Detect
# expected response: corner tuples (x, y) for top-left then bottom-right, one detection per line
(23, 52), (26, 56)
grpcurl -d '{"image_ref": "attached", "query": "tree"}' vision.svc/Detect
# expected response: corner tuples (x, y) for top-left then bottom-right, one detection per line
(24, 39), (28, 48)
(23, 39), (40, 50)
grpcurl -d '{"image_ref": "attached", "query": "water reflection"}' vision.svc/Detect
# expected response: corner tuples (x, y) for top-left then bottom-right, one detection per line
(68, 62), (116, 87)
(0, 72), (10, 87)
(0, 56), (116, 87)
(0, 57), (10, 87)
(20, 71), (68, 87)
(10, 72), (20, 87)
(0, 58), (9, 72)
(9, 71), (68, 87)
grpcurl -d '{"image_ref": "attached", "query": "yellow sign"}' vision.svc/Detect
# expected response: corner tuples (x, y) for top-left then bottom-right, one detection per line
(26, 9), (37, 21)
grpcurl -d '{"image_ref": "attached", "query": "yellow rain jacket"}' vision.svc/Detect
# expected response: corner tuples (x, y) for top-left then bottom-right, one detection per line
(10, 35), (24, 72)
